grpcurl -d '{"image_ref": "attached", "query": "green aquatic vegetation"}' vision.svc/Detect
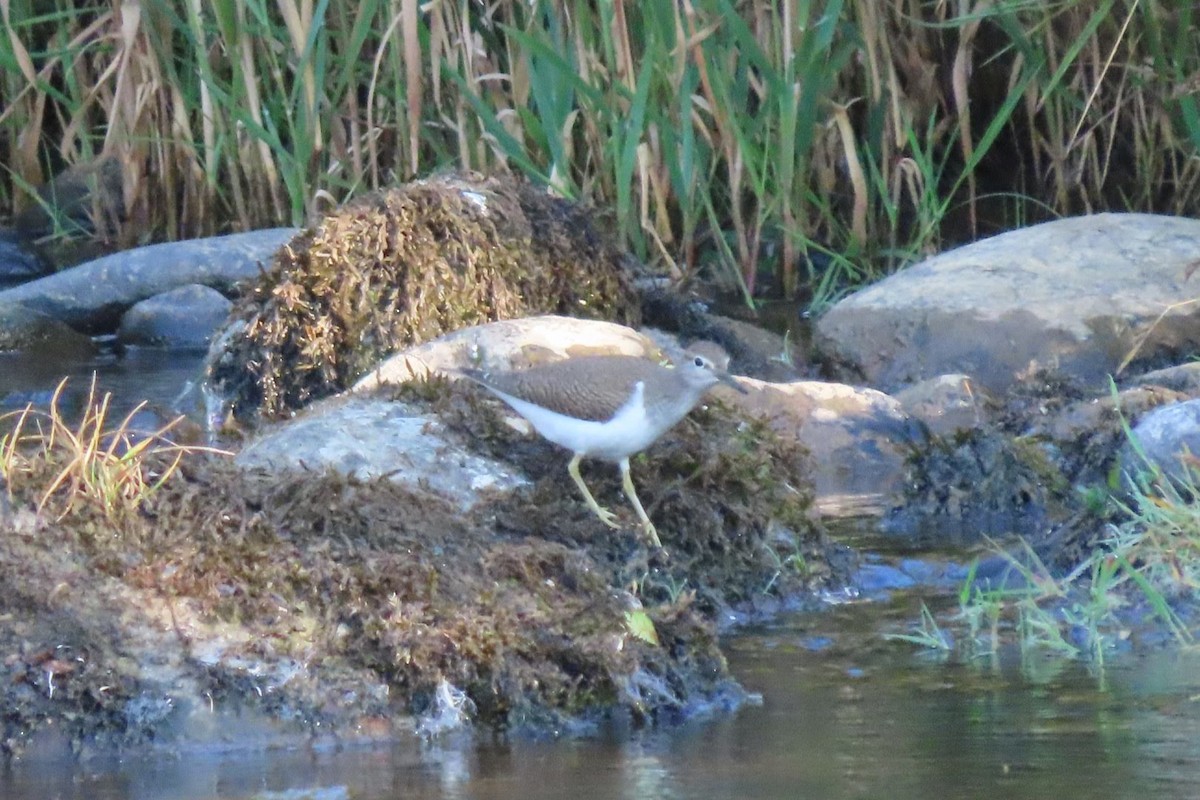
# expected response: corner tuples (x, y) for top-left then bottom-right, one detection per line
(761, 547), (810, 595)
(884, 601), (952, 651)
(945, 474), (1194, 662)
(952, 509), (1194, 664)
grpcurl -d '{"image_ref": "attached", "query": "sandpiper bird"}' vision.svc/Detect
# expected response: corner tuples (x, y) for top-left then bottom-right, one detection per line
(461, 345), (746, 547)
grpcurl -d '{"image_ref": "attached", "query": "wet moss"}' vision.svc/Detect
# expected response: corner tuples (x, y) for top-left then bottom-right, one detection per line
(0, 450), (808, 752)
(430, 378), (830, 611)
(891, 369), (1185, 548)
(209, 173), (640, 420)
(0, 369), (832, 753)
(891, 427), (1070, 545)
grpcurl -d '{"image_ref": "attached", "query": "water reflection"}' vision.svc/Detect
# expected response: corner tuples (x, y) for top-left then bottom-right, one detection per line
(0, 346), (210, 445)
(0, 346), (209, 425)
(5, 597), (1200, 799)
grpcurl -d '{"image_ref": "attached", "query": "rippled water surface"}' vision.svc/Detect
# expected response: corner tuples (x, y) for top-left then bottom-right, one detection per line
(5, 597), (1200, 800)
(5, 348), (1200, 800)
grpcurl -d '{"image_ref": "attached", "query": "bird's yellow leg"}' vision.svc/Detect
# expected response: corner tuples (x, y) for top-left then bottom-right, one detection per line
(569, 453), (619, 528)
(619, 459), (661, 548)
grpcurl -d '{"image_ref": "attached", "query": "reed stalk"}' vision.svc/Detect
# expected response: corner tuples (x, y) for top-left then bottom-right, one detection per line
(0, 0), (1195, 304)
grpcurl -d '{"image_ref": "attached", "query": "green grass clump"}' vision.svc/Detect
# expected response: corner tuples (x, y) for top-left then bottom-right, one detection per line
(913, 419), (1198, 666)
(950, 487), (1195, 669)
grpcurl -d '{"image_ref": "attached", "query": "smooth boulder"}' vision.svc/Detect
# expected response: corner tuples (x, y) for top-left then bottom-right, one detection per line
(117, 284), (233, 348)
(0, 228), (295, 335)
(817, 213), (1200, 393)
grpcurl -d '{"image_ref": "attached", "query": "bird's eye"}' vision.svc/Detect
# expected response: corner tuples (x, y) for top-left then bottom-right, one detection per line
(693, 356), (705, 367)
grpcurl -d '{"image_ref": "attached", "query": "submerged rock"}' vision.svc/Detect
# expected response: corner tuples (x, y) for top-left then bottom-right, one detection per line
(117, 284), (233, 349)
(0, 304), (95, 355)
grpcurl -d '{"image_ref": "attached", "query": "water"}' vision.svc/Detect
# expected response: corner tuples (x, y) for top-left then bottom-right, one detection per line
(0, 345), (208, 430)
(5, 347), (1200, 799)
(5, 596), (1200, 800)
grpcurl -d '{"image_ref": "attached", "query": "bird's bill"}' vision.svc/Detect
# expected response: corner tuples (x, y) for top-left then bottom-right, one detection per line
(717, 371), (749, 394)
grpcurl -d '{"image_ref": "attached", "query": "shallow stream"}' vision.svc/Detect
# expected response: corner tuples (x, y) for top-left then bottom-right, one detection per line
(6, 596), (1200, 799)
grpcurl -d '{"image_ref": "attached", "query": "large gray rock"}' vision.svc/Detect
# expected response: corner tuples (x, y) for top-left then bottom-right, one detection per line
(816, 213), (1200, 393)
(0, 228), (296, 335)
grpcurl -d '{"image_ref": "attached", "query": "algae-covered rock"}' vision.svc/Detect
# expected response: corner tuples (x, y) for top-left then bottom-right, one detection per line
(0, 435), (807, 752)
(207, 173), (641, 420)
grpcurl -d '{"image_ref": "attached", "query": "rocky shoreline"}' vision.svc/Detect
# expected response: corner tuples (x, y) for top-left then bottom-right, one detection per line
(3, 175), (1200, 756)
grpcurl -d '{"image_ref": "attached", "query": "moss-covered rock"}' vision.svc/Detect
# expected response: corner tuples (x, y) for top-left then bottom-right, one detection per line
(208, 173), (641, 420)
(0, 373), (832, 752)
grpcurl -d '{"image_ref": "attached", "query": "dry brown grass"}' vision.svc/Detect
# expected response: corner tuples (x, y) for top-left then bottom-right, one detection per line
(0, 376), (228, 521)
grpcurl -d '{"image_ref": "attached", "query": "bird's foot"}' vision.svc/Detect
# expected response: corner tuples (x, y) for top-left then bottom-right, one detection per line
(592, 504), (621, 529)
(641, 520), (663, 550)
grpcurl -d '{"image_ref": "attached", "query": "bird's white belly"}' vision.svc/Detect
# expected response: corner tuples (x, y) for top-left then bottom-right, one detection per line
(535, 402), (661, 461)
(493, 382), (667, 462)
